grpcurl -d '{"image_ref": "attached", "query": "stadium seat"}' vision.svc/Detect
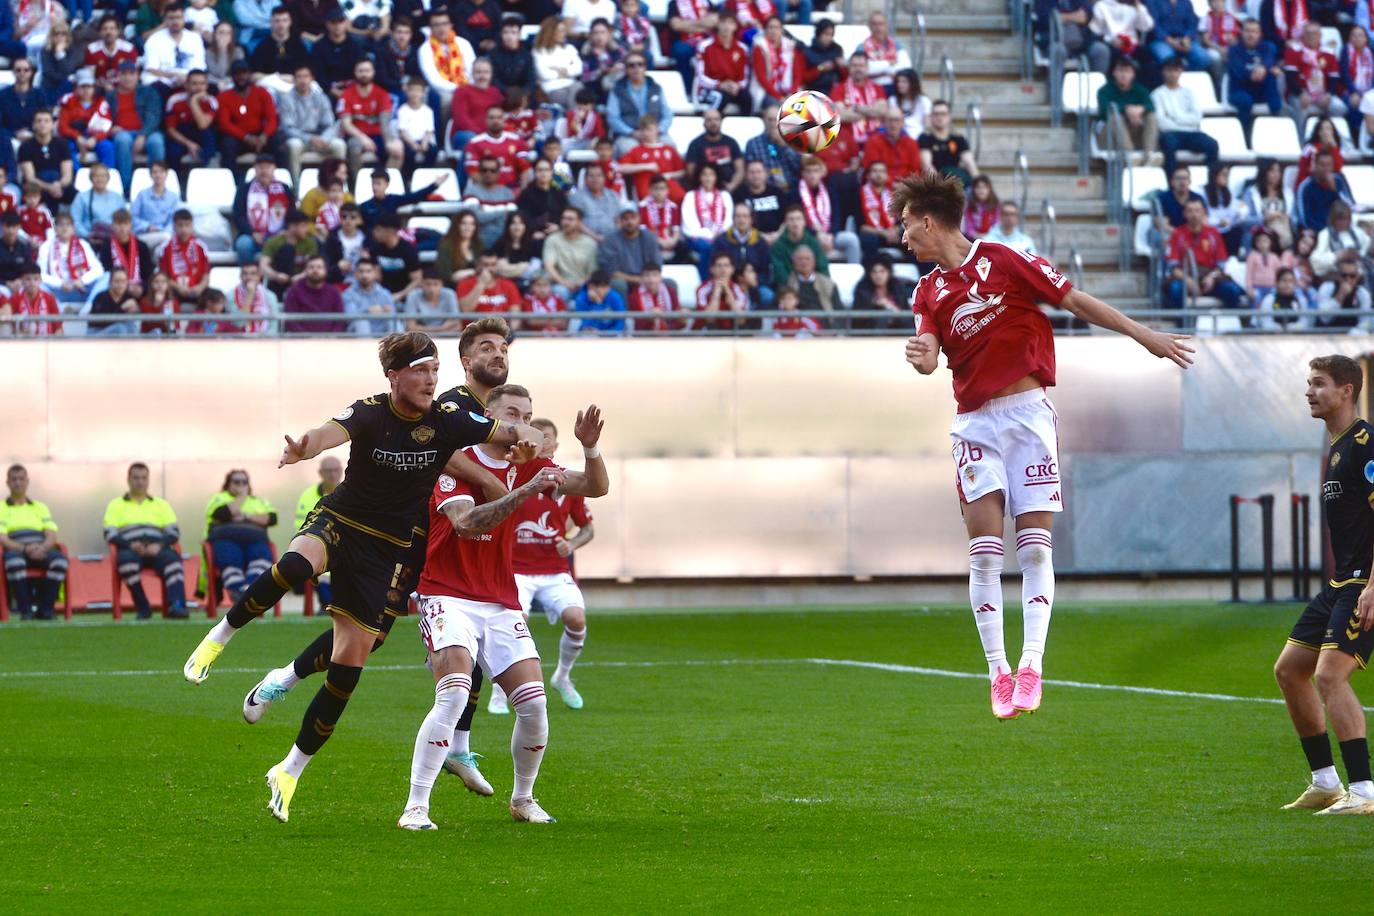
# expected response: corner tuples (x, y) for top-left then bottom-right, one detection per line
(0, 543), (72, 621)
(1201, 116), (1252, 163)
(1060, 71), (1105, 115)
(829, 262), (865, 308)
(668, 116), (704, 155)
(73, 167), (124, 196)
(832, 24), (867, 57)
(297, 168), (320, 200)
(207, 266), (239, 299)
(0, 70), (13, 88)
(1345, 165), (1374, 210)
(1125, 165), (1168, 211)
(721, 116), (762, 149)
(240, 167), (292, 186)
(128, 167), (182, 200)
(644, 0), (671, 21)
(1321, 26), (1342, 56)
(408, 167), (463, 213)
(784, 25), (815, 46)
(406, 215), (452, 236)
(661, 264), (700, 309)
(1132, 212), (1154, 258)
(1179, 71), (1228, 115)
(106, 543), (200, 620)
(1304, 115), (1353, 149)
(1250, 116), (1301, 161)
(892, 262), (920, 284)
(355, 167), (406, 202)
(654, 69), (698, 115)
(186, 168), (237, 210)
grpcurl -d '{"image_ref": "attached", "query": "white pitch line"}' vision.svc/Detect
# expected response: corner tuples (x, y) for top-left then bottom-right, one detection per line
(2, 656), (1367, 712)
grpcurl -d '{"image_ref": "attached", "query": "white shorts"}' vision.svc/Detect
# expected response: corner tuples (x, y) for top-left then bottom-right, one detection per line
(515, 572), (586, 625)
(949, 388), (1063, 517)
(416, 594), (540, 678)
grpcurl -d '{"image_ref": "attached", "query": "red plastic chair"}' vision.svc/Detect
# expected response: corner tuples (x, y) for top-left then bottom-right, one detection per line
(107, 543), (198, 620)
(0, 544), (73, 621)
(202, 541), (282, 618)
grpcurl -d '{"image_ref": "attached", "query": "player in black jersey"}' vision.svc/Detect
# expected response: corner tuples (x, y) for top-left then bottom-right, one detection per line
(238, 317), (516, 797)
(1274, 355), (1374, 816)
(182, 330), (544, 823)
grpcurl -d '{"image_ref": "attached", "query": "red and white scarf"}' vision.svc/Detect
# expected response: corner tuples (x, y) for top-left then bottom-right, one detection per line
(1296, 43), (1329, 94)
(798, 181), (831, 232)
(676, 0), (713, 44)
(761, 35), (798, 93)
(315, 201), (342, 234)
(246, 180), (291, 236)
(46, 236), (90, 281)
(14, 288), (57, 335)
(862, 35), (898, 67)
(840, 78), (883, 141)
(639, 197), (678, 240)
(164, 236), (206, 281)
(235, 282), (269, 334)
(862, 183), (893, 229)
(633, 282), (678, 330)
(1274, 0), (1309, 41)
(692, 189), (728, 233)
(617, 13), (652, 48)
(566, 108), (602, 141)
(1346, 43), (1374, 92)
(109, 235), (141, 285)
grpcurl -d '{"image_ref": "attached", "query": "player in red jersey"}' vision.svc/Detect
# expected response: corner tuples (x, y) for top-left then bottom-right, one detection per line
(894, 172), (1194, 720)
(513, 417), (597, 709)
(400, 386), (608, 829)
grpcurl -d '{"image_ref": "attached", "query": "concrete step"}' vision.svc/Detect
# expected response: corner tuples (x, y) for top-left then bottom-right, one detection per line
(919, 56), (1022, 78)
(1061, 270), (1150, 297)
(954, 80), (1049, 107)
(910, 0), (1014, 16)
(1028, 221), (1127, 248)
(977, 127), (1076, 153)
(1024, 198), (1109, 219)
(918, 35), (1024, 58)
(977, 105), (1054, 123)
(981, 171), (1104, 199)
(924, 14), (1014, 30)
(977, 148), (1081, 170)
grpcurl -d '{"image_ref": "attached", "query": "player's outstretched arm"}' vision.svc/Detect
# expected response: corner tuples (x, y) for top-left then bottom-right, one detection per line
(444, 449), (507, 501)
(560, 405), (610, 498)
(557, 521), (595, 557)
(279, 422), (350, 468)
(442, 468), (567, 537)
(488, 420), (547, 457)
(1059, 288), (1196, 369)
(905, 334), (939, 375)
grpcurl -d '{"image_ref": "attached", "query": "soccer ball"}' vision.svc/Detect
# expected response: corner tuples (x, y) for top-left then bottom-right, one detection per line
(776, 90), (840, 154)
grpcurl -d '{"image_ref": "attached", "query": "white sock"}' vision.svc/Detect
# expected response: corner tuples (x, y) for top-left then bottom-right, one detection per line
(281, 744), (312, 779)
(405, 672), (471, 811)
(968, 537), (1008, 680)
(450, 726), (470, 755)
(554, 624), (586, 681)
(273, 664), (300, 690)
(1313, 765), (1342, 790)
(508, 681), (548, 800)
(1016, 528), (1055, 673)
(208, 619), (236, 644)
(489, 682), (508, 705)
(1350, 779), (1374, 797)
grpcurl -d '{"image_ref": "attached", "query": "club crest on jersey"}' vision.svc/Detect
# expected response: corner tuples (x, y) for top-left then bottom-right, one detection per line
(333, 406), (353, 421)
(437, 401), (458, 413)
(949, 282), (1006, 338)
(438, 474), (457, 493)
(974, 256), (991, 282)
(411, 425), (435, 445)
(507, 467), (519, 489)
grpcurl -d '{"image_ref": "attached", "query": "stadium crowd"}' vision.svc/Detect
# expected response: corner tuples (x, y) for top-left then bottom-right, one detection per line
(0, 0), (1028, 337)
(1040, 0), (1374, 323)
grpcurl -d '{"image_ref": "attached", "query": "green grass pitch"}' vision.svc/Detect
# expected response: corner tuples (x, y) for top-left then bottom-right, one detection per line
(1, 602), (1370, 913)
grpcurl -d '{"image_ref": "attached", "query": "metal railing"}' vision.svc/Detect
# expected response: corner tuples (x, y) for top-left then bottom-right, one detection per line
(1015, 0), (1036, 81)
(1067, 247), (1085, 289)
(939, 55), (956, 110)
(1039, 198), (1057, 260)
(966, 102), (983, 164)
(910, 8), (927, 74)
(1048, 12), (1067, 129)
(1011, 149), (1031, 214)
(1075, 54), (1094, 176)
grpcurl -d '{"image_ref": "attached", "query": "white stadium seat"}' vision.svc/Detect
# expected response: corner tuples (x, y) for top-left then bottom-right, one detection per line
(668, 116), (703, 154)
(296, 168), (319, 199)
(1060, 71), (1105, 115)
(355, 167), (406, 202)
(1125, 165), (1168, 211)
(653, 69), (698, 115)
(721, 116), (762, 149)
(829, 262), (865, 308)
(73, 167), (124, 196)
(831, 24), (867, 57)
(1250, 116), (1302, 161)
(186, 168), (236, 210)
(1345, 165), (1374, 210)
(1179, 71), (1228, 115)
(892, 262), (920, 284)
(1321, 26), (1342, 56)
(129, 167), (182, 201)
(1201, 116), (1252, 163)
(208, 266), (240, 299)
(644, 0), (671, 21)
(784, 25), (815, 46)
(240, 167), (292, 186)
(1133, 213), (1154, 257)
(0, 70), (14, 88)
(661, 264), (700, 309)
(406, 215), (453, 235)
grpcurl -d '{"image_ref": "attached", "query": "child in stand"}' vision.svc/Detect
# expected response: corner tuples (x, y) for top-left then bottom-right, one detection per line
(520, 272), (567, 333)
(1201, 0), (1240, 57)
(1258, 267), (1314, 329)
(185, 0), (220, 41)
(769, 286), (820, 338)
(315, 178), (346, 239)
(615, 0), (657, 58)
(186, 287), (240, 335)
(395, 76), (438, 180)
(629, 263), (683, 332)
(539, 136), (575, 190)
(1245, 228), (1282, 304)
(503, 86), (541, 146)
(594, 136), (628, 199)
(18, 182), (53, 246)
(556, 87), (606, 153)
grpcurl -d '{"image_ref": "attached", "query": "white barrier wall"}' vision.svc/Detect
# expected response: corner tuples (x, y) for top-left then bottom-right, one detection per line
(2, 335), (1363, 577)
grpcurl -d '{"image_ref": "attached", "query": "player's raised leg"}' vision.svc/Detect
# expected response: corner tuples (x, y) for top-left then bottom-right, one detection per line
(1313, 648), (1374, 815)
(497, 656), (553, 823)
(1012, 515), (1055, 714)
(1273, 641), (1344, 809)
(963, 491), (1015, 720)
(184, 535), (325, 684)
(264, 614), (370, 822)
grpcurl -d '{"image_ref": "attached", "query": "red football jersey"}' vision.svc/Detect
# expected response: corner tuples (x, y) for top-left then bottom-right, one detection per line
(163, 91), (218, 132)
(9, 288), (60, 336)
(911, 240), (1071, 413)
(464, 132), (530, 188)
(621, 143), (685, 200)
(419, 449), (560, 609)
(337, 84), (392, 137)
(512, 492), (593, 575)
(456, 275), (521, 315)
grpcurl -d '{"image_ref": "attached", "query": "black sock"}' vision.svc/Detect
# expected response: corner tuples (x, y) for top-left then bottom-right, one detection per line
(1339, 738), (1372, 785)
(225, 552), (313, 628)
(1301, 732), (1335, 772)
(456, 664), (484, 731)
(294, 662), (363, 755)
(291, 629), (335, 681)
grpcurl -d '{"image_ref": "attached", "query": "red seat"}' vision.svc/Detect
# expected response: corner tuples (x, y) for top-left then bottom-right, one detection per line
(0, 543), (73, 621)
(107, 543), (200, 620)
(202, 541), (281, 618)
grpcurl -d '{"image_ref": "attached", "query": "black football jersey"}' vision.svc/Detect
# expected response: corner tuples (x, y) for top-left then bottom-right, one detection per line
(1323, 419), (1374, 585)
(319, 391), (500, 544)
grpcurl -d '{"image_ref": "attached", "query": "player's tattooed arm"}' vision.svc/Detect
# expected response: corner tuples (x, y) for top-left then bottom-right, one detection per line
(279, 422), (350, 467)
(443, 468), (568, 537)
(559, 405), (610, 498)
(1059, 288), (1195, 369)
(905, 334), (939, 375)
(444, 449), (507, 501)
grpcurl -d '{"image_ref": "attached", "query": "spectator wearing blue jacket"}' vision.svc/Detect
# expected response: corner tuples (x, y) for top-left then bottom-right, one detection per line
(572, 270), (628, 334)
(0, 60), (48, 176)
(1226, 19), (1283, 138)
(1147, 0), (1215, 73)
(607, 58), (673, 155)
(1295, 150), (1355, 233)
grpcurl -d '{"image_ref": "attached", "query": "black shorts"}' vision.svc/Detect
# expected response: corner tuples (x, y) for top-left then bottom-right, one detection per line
(1288, 582), (1374, 668)
(298, 509), (407, 637)
(382, 528), (429, 619)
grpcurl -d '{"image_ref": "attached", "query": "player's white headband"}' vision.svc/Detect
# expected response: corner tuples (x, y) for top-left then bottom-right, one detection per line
(384, 336), (439, 372)
(409, 355), (436, 367)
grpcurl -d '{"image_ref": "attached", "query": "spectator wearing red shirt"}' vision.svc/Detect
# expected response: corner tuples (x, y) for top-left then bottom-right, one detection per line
(216, 60), (284, 181)
(1295, 116), (1344, 187)
(620, 114), (687, 202)
(695, 14), (752, 114)
(57, 71), (116, 171)
(1165, 197), (1246, 311)
(464, 105), (531, 189)
(857, 161), (900, 259)
(106, 61), (167, 197)
(861, 108), (921, 181)
(519, 273), (567, 333)
(1284, 21), (1346, 120)
(639, 173), (684, 260)
(159, 209), (211, 306)
(450, 57), (503, 151)
(835, 52), (888, 145)
(185, 288), (242, 335)
(163, 69), (219, 172)
(8, 263), (60, 336)
(750, 16), (807, 104)
(457, 251), (521, 320)
(338, 57), (403, 174)
(84, 16), (139, 92)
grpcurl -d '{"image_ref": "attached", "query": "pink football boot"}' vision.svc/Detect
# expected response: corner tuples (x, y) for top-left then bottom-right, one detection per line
(1012, 667), (1042, 714)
